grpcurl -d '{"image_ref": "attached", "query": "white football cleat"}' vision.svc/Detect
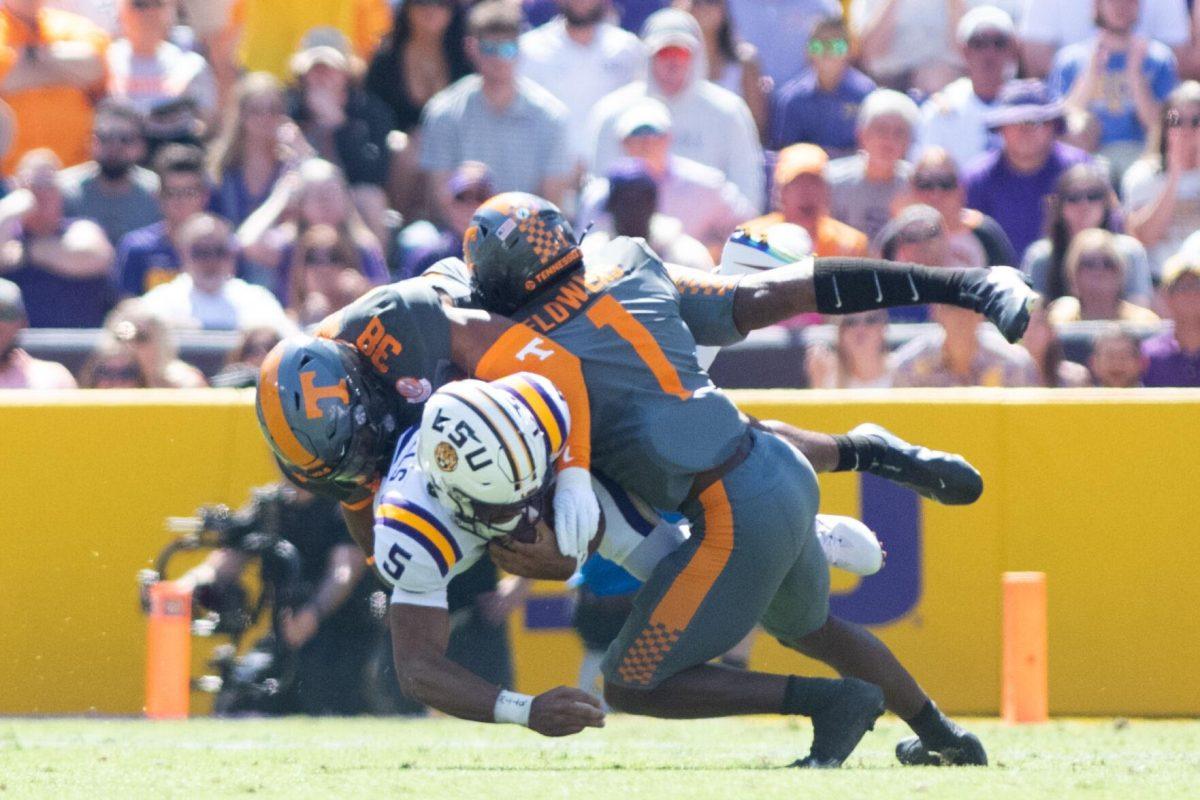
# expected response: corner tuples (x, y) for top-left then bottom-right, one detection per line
(718, 223), (813, 276)
(815, 514), (884, 576)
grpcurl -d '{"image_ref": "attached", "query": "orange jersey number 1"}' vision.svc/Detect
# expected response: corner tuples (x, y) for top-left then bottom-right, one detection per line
(585, 295), (690, 400)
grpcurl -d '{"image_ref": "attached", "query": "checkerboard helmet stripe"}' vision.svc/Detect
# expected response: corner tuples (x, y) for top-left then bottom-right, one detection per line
(464, 192), (583, 316)
(257, 335), (400, 490)
(416, 374), (561, 538)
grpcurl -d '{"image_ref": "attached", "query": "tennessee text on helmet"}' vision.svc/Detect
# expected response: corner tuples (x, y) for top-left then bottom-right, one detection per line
(464, 192), (583, 316)
(256, 335), (399, 493)
(417, 372), (570, 539)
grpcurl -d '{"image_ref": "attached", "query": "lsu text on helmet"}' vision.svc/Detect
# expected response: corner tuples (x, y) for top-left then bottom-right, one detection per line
(417, 372), (570, 538)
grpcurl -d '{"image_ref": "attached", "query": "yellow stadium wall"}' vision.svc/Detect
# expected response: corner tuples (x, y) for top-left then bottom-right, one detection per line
(1, 389), (1198, 717)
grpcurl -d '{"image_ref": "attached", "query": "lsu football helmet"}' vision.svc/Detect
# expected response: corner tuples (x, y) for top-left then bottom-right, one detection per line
(464, 192), (583, 316)
(256, 335), (399, 497)
(417, 372), (570, 538)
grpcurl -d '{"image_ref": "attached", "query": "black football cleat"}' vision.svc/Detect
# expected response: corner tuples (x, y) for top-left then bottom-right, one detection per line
(791, 679), (884, 769)
(895, 732), (988, 767)
(850, 423), (984, 506)
(959, 265), (1038, 344)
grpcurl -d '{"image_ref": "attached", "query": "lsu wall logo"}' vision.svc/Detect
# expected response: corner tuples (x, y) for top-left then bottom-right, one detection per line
(830, 474), (922, 625)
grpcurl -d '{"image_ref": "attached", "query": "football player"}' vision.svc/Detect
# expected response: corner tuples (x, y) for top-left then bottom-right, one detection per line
(460, 193), (1007, 766)
(375, 371), (886, 747)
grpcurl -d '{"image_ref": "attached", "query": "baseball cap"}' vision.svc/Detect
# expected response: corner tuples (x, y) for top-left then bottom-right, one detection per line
(873, 204), (945, 260)
(774, 143), (829, 186)
(957, 5), (1015, 45)
(290, 27), (352, 76)
(1161, 254), (1200, 290)
(984, 80), (1065, 129)
(616, 99), (672, 139)
(447, 161), (495, 199)
(606, 158), (658, 197)
(640, 8), (701, 55)
(0, 278), (26, 322)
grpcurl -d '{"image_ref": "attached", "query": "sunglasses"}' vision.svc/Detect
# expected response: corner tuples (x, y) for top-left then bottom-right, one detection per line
(808, 38), (849, 57)
(131, 0), (166, 9)
(190, 244), (234, 261)
(966, 35), (1011, 51)
(1077, 256), (1120, 271)
(161, 185), (206, 200)
(479, 39), (519, 60)
(94, 364), (141, 382)
(96, 131), (139, 146)
(1167, 110), (1200, 129)
(453, 191), (491, 206)
(913, 174), (957, 192)
(303, 249), (344, 266)
(1062, 188), (1106, 204)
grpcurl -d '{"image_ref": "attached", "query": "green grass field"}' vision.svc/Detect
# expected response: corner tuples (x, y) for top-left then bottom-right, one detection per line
(2, 716), (1197, 799)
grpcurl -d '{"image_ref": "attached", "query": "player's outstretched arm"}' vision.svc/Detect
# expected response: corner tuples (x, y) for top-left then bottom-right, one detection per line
(390, 603), (605, 736)
(679, 257), (1036, 343)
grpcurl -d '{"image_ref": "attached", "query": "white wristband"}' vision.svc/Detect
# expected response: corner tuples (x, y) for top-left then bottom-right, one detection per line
(493, 690), (533, 726)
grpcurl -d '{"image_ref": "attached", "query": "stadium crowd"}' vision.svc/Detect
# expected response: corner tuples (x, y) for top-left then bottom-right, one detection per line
(2, 0), (1200, 391)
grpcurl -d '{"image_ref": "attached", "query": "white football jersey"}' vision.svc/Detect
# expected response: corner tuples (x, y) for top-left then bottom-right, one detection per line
(373, 427), (686, 608)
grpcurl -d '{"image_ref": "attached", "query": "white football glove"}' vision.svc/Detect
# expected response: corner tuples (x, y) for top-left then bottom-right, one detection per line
(814, 514), (884, 576)
(552, 467), (600, 562)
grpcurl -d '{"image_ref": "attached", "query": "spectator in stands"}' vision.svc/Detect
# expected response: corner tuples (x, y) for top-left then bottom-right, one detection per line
(216, 0), (391, 80)
(107, 0), (218, 150)
(827, 88), (917, 241)
(209, 72), (310, 227)
(670, 0), (767, 139)
(363, 0), (468, 220)
(0, 0), (109, 174)
(1048, 0), (1179, 178)
(0, 277), (76, 388)
(59, 99), (162, 247)
(400, 161), (493, 280)
(237, 158), (388, 301)
(1046, 228), (1161, 322)
(1089, 324), (1145, 386)
(576, 99), (755, 253)
(964, 80), (1091, 260)
(420, 0), (572, 216)
(1020, 301), (1092, 387)
(900, 148), (1016, 268)
(744, 143), (868, 258)
(1019, 0), (1189, 79)
(287, 224), (372, 326)
(520, 0), (645, 167)
(78, 336), (149, 387)
(209, 324), (281, 388)
(588, 7), (764, 211)
(917, 6), (1018, 171)
(724, 0), (841, 88)
(0, 149), (116, 328)
(770, 15), (875, 157)
(117, 144), (211, 297)
(287, 31), (394, 192)
(103, 297), (207, 388)
(365, 0), (469, 135)
(888, 205), (1040, 387)
(142, 212), (295, 334)
(1122, 81), (1200, 274)
(804, 310), (894, 389)
(1023, 163), (1153, 306)
(1141, 252), (1200, 385)
(582, 158), (714, 271)
(849, 0), (966, 95)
